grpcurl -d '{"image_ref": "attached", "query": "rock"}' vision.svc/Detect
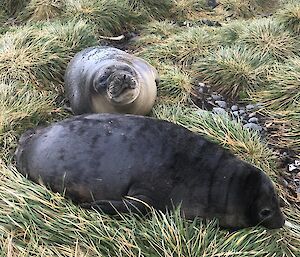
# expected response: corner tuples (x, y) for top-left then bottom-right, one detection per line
(198, 87), (204, 94)
(211, 94), (222, 101)
(198, 82), (205, 87)
(255, 103), (263, 109)
(199, 85), (209, 94)
(239, 109), (245, 115)
(281, 178), (289, 188)
(246, 104), (255, 111)
(207, 0), (218, 8)
(215, 100), (227, 108)
(232, 111), (239, 117)
(243, 123), (262, 131)
(196, 109), (209, 116)
(248, 112), (256, 118)
(248, 117), (259, 123)
(200, 19), (222, 27)
(212, 107), (226, 115)
(231, 105), (238, 111)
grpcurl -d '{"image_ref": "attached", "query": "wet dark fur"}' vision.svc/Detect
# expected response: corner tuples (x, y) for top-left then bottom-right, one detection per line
(15, 114), (284, 229)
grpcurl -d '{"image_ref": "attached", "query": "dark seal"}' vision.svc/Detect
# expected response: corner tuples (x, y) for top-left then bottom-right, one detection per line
(64, 46), (158, 115)
(15, 114), (284, 229)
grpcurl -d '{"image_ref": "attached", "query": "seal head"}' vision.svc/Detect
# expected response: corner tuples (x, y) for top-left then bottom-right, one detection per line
(248, 172), (285, 229)
(93, 64), (140, 104)
(64, 47), (158, 115)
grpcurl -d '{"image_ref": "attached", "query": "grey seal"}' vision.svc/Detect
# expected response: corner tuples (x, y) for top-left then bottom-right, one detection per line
(15, 114), (284, 229)
(64, 46), (158, 115)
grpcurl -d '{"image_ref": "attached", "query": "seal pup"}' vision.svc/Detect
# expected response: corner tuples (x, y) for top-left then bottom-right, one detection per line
(15, 114), (284, 229)
(64, 46), (158, 115)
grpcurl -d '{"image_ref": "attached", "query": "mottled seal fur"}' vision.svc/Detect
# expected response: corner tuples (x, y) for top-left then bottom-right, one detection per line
(15, 114), (284, 229)
(64, 46), (158, 115)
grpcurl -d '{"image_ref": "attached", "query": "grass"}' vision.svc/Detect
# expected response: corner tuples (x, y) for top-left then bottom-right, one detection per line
(155, 62), (194, 103)
(276, 1), (300, 34)
(284, 113), (300, 154)
(0, 81), (55, 161)
(19, 0), (66, 21)
(172, 0), (214, 20)
(237, 18), (300, 61)
(216, 19), (248, 46)
(64, 0), (142, 36)
(138, 26), (220, 66)
(278, 113), (300, 154)
(221, 0), (279, 18)
(261, 111), (300, 158)
(140, 20), (180, 39)
(251, 58), (300, 112)
(128, 0), (175, 20)
(0, 0), (299, 255)
(1, 0), (29, 16)
(130, 20), (181, 49)
(196, 45), (268, 99)
(0, 20), (98, 92)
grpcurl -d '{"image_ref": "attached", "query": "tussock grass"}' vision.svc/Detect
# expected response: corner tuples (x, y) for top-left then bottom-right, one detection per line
(131, 20), (181, 49)
(138, 27), (220, 66)
(261, 111), (300, 154)
(1, 0), (29, 16)
(276, 2), (300, 34)
(279, 113), (300, 154)
(156, 62), (193, 103)
(0, 15), (9, 35)
(172, 0), (213, 20)
(196, 46), (268, 99)
(237, 18), (299, 61)
(0, 20), (97, 91)
(251, 58), (300, 112)
(128, 0), (174, 20)
(64, 0), (141, 36)
(221, 0), (279, 19)
(19, 0), (66, 21)
(0, 81), (55, 161)
(141, 20), (180, 39)
(0, 82), (54, 130)
(217, 19), (247, 46)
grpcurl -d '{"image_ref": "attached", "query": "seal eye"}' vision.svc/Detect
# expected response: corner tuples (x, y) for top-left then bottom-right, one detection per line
(259, 208), (272, 219)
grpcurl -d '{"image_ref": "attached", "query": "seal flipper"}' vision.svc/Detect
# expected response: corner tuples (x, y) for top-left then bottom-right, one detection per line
(80, 195), (153, 215)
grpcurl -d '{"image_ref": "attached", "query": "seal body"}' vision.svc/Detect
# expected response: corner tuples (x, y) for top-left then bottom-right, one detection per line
(64, 46), (158, 115)
(15, 114), (284, 229)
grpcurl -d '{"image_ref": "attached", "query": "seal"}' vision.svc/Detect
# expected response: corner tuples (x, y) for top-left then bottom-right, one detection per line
(64, 46), (158, 115)
(15, 114), (284, 229)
